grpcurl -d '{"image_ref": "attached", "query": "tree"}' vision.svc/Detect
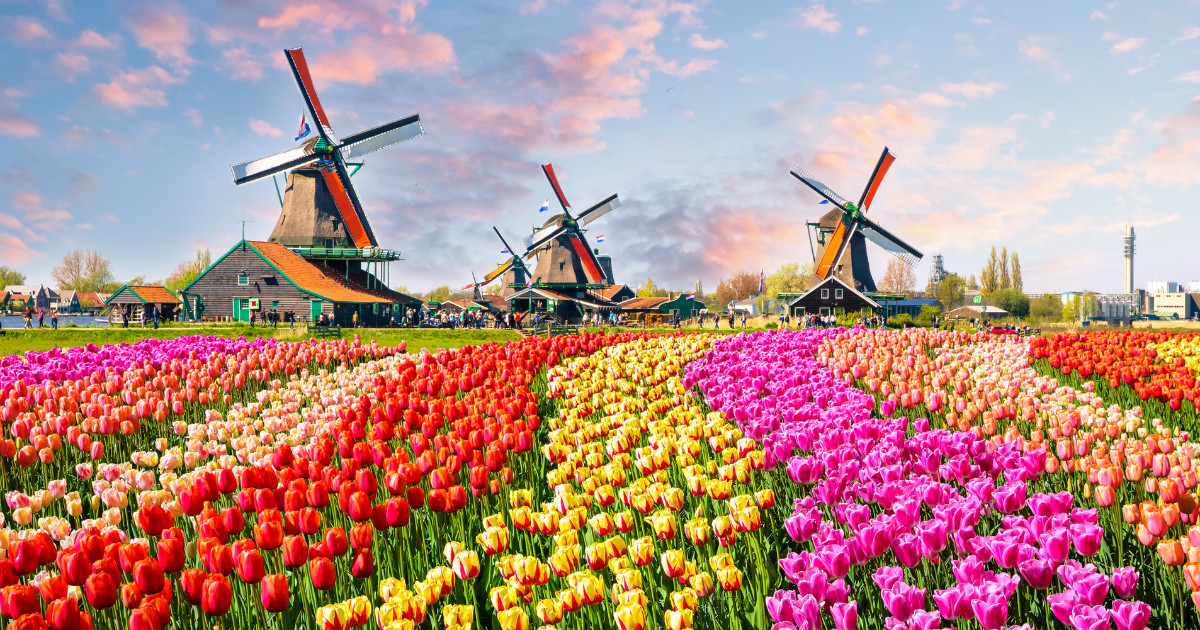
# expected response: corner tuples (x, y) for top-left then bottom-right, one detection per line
(918, 304), (942, 322)
(164, 249), (212, 294)
(424, 286), (453, 303)
(694, 279), (704, 299)
(980, 247), (1000, 296)
(714, 271), (760, 307)
(52, 250), (114, 292)
(966, 274), (979, 291)
(0, 266), (26, 288)
(877, 258), (917, 296)
(999, 247), (1011, 290)
(1063, 294), (1081, 322)
(637, 277), (668, 298)
(1081, 292), (1099, 320)
(1010, 253), (1023, 292)
(937, 274), (966, 310)
(989, 288), (1030, 318)
(1030, 294), (1062, 321)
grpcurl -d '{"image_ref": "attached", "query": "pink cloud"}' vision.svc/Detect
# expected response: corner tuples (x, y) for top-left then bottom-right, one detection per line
(5, 17), (51, 42)
(57, 51), (91, 80)
(0, 233), (41, 265)
(222, 46), (264, 81)
(249, 119), (283, 137)
(93, 66), (181, 110)
(796, 3), (840, 34)
(129, 3), (193, 69)
(0, 115), (39, 137)
(1103, 32), (1146, 55)
(688, 33), (726, 50)
(254, 1), (457, 84)
(939, 80), (1005, 99)
(75, 29), (119, 49)
(11, 192), (72, 232)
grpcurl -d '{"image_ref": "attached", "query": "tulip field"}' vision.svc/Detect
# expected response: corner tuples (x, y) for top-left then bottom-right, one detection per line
(0, 328), (1199, 630)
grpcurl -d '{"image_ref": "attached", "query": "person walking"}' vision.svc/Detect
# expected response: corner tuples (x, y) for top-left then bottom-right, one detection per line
(352, 310), (359, 329)
(51, 310), (58, 330)
(152, 307), (159, 330)
(249, 310), (256, 328)
(37, 308), (44, 328)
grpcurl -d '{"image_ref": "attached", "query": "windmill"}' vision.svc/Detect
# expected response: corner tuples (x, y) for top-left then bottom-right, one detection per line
(229, 47), (423, 251)
(790, 147), (922, 292)
(522, 163), (620, 287)
(465, 227), (533, 298)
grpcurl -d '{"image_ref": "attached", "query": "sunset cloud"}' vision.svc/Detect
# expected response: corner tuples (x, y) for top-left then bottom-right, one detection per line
(128, 3), (194, 70)
(939, 80), (1005, 99)
(796, 3), (841, 34)
(688, 33), (726, 50)
(249, 119), (283, 137)
(93, 66), (181, 110)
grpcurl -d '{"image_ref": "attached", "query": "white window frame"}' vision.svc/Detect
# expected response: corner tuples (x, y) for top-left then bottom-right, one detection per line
(821, 288), (829, 299)
(835, 288), (843, 299)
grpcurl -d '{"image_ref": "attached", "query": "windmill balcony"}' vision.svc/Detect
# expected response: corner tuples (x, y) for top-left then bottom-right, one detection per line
(288, 246), (402, 262)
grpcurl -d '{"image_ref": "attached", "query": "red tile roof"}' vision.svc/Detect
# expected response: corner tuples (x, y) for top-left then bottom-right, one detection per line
(596, 284), (630, 300)
(620, 297), (669, 310)
(128, 285), (181, 304)
(249, 241), (419, 304)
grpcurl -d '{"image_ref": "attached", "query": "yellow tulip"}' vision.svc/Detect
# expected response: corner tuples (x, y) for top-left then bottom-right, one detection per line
(689, 572), (715, 598)
(628, 536), (654, 566)
(497, 608), (529, 630)
(614, 603), (647, 630)
(536, 598), (564, 624)
(664, 609), (694, 630)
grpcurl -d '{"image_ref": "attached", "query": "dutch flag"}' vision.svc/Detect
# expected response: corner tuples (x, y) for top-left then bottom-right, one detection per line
(538, 199), (550, 213)
(596, 234), (605, 243)
(501, 248), (510, 254)
(295, 115), (312, 141)
(819, 200), (829, 204)
(685, 293), (695, 300)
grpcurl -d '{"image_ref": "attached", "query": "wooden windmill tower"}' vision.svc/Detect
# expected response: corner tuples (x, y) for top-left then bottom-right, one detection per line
(791, 147), (923, 292)
(229, 47), (422, 272)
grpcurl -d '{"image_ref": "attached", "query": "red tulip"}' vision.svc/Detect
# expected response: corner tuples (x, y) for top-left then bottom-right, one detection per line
(309, 557), (336, 591)
(57, 550), (91, 587)
(385, 498), (410, 528)
(205, 544), (234, 576)
(9, 613), (48, 630)
(180, 569), (208, 607)
(128, 607), (159, 630)
(349, 524), (373, 550)
(406, 486), (425, 509)
(282, 536), (308, 569)
(0, 560), (17, 589)
(254, 520), (283, 551)
(221, 507), (245, 535)
(10, 540), (37, 575)
(84, 573), (117, 610)
(350, 548), (374, 579)
(428, 489), (448, 513)
(347, 491), (372, 523)
(261, 574), (289, 613)
(448, 485), (467, 511)
(236, 549), (266, 584)
(298, 507), (321, 535)
(324, 528), (348, 557)
(201, 575), (232, 616)
(121, 582), (143, 610)
(117, 544), (148, 574)
(306, 482), (330, 509)
(133, 559), (164, 595)
(45, 597), (80, 630)
(2, 584), (40, 618)
(156, 539), (184, 574)
(37, 575), (67, 604)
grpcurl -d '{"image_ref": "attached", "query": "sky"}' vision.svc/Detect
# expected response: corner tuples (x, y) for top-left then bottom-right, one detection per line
(0, 0), (1198, 296)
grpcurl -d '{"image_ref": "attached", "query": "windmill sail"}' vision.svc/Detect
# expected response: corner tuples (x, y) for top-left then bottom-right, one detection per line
(856, 215), (923, 267)
(790, 164), (852, 210)
(578, 194), (621, 226)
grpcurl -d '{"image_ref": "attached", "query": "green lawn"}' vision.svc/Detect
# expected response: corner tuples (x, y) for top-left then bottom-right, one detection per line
(0, 324), (521, 357)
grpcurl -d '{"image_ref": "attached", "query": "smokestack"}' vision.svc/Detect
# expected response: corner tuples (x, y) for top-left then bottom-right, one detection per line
(1123, 225), (1135, 294)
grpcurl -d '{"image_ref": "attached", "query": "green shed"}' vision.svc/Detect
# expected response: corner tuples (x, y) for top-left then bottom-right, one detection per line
(659, 294), (706, 319)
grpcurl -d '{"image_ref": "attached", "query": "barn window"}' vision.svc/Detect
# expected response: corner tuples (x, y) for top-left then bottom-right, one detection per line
(271, 300), (279, 308)
(237, 274), (249, 286)
(821, 288), (829, 299)
(263, 276), (279, 286)
(325, 239), (335, 248)
(332, 220), (340, 232)
(835, 288), (844, 299)
(835, 307), (845, 315)
(819, 307), (830, 315)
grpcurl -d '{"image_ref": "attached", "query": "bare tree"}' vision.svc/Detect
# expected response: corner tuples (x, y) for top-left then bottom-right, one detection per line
(164, 249), (213, 293)
(877, 258), (917, 296)
(52, 250), (114, 292)
(714, 270), (760, 306)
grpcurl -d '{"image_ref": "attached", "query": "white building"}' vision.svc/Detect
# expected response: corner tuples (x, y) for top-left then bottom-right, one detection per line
(1147, 281), (1181, 294)
(1188, 281), (1200, 293)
